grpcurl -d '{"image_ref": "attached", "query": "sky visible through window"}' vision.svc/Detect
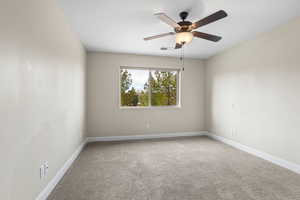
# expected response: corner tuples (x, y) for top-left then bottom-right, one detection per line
(128, 69), (148, 91)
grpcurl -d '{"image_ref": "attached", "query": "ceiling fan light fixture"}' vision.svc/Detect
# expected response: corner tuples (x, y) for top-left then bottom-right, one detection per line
(176, 32), (193, 45)
(144, 10), (228, 49)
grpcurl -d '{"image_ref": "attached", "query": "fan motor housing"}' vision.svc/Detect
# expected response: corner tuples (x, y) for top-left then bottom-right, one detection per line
(175, 21), (192, 33)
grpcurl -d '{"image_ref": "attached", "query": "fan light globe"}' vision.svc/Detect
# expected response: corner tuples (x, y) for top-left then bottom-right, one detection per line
(176, 32), (193, 44)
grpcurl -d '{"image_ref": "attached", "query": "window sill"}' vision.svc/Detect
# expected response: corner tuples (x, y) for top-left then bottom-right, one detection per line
(119, 105), (181, 110)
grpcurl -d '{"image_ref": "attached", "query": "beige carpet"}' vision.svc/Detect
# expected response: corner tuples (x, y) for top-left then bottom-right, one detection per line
(48, 136), (300, 200)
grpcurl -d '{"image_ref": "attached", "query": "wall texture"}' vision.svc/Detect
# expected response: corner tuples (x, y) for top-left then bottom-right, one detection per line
(87, 52), (205, 137)
(0, 0), (86, 199)
(205, 16), (300, 165)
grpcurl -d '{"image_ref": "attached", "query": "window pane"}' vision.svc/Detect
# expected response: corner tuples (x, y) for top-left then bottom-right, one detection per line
(120, 69), (149, 107)
(150, 70), (178, 106)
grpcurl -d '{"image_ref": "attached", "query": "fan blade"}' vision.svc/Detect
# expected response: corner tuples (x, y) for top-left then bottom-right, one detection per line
(175, 43), (182, 49)
(155, 13), (181, 29)
(192, 10), (227, 29)
(144, 32), (175, 41)
(193, 31), (222, 42)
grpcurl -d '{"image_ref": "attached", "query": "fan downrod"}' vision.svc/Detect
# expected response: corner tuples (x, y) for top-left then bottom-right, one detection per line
(179, 11), (189, 21)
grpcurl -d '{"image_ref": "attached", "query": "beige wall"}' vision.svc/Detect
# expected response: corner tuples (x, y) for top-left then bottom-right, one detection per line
(0, 0), (86, 199)
(87, 52), (205, 137)
(205, 16), (300, 165)
(2, 0), (299, 198)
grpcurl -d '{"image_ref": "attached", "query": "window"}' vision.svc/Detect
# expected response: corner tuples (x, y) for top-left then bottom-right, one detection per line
(120, 67), (180, 108)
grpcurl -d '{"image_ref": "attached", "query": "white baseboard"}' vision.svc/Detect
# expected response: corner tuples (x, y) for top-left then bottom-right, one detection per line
(87, 131), (208, 142)
(36, 138), (88, 200)
(36, 131), (300, 200)
(207, 133), (300, 175)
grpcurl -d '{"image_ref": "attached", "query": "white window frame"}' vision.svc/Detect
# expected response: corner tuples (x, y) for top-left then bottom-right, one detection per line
(119, 66), (182, 109)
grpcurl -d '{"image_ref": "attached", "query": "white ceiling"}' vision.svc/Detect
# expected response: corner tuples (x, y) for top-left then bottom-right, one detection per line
(58, 0), (300, 59)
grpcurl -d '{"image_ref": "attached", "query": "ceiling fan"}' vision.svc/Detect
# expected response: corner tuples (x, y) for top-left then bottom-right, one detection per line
(144, 10), (228, 49)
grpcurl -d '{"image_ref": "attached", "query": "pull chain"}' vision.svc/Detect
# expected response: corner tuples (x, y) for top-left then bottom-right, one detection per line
(180, 45), (185, 71)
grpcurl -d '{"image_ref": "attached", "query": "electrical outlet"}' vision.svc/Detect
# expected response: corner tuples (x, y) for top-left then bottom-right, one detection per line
(40, 162), (49, 179)
(230, 128), (234, 137)
(146, 122), (150, 129)
(231, 128), (237, 137)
